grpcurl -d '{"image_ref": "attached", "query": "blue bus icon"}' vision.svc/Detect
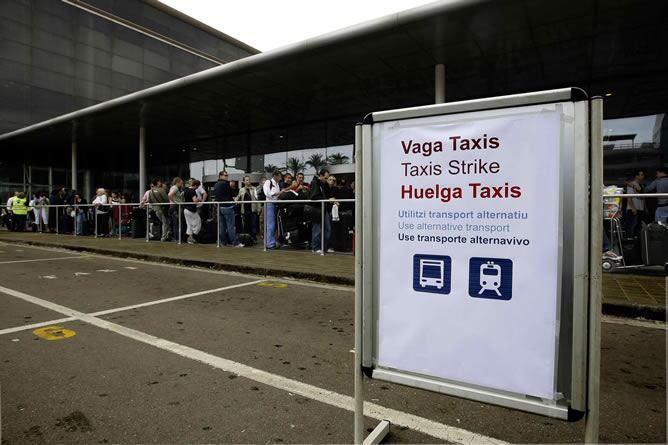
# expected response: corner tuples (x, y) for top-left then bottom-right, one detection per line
(413, 254), (451, 294)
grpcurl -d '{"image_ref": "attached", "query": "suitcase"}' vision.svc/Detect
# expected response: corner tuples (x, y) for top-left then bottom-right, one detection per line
(641, 223), (668, 266)
(195, 219), (217, 244)
(238, 233), (255, 246)
(621, 237), (642, 266)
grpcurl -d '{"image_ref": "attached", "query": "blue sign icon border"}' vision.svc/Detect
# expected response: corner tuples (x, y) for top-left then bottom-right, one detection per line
(468, 257), (513, 301)
(413, 254), (452, 295)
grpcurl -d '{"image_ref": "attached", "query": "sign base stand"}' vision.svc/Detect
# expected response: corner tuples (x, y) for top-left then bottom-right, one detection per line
(364, 420), (390, 445)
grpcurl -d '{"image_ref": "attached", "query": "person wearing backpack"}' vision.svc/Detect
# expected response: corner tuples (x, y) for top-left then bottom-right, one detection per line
(148, 178), (171, 242)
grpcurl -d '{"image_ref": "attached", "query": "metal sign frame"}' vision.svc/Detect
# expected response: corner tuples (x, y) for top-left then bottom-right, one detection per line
(353, 88), (602, 438)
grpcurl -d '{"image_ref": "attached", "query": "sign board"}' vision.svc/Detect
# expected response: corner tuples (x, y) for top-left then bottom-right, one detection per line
(358, 89), (592, 419)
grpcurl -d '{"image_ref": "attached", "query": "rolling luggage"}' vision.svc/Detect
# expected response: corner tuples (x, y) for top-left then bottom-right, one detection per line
(238, 233), (254, 246)
(641, 223), (668, 267)
(195, 218), (217, 244)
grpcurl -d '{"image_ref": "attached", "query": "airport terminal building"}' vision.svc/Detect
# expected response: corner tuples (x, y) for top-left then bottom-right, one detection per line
(0, 0), (666, 201)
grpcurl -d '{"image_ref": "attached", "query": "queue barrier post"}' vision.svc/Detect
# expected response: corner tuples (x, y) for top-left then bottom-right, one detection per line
(178, 203), (182, 245)
(145, 204), (149, 243)
(263, 201), (267, 252)
(320, 200), (325, 256)
(217, 203), (221, 248)
(55, 207), (59, 235)
(118, 204), (122, 240)
(94, 208), (98, 238)
(73, 205), (77, 237)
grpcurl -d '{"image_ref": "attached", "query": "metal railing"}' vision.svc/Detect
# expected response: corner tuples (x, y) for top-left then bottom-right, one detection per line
(3, 198), (356, 256)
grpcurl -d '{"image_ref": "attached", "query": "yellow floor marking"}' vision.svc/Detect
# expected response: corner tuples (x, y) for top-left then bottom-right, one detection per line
(257, 281), (288, 288)
(33, 325), (76, 341)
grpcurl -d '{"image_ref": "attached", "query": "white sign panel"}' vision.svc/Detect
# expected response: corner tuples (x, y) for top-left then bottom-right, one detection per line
(375, 107), (561, 399)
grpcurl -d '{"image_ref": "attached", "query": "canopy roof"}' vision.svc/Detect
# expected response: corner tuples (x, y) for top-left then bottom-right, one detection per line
(1, 0), (666, 161)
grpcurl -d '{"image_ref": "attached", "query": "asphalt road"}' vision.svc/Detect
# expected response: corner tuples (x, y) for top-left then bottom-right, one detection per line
(0, 243), (665, 444)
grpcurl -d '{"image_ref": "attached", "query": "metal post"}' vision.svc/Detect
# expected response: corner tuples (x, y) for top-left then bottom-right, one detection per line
(585, 97), (603, 444)
(55, 207), (59, 234)
(217, 203), (221, 248)
(353, 124), (364, 444)
(73, 205), (77, 237)
(139, 126), (146, 201)
(435, 64), (445, 104)
(320, 200), (325, 255)
(118, 204), (122, 240)
(94, 209), (97, 238)
(263, 202), (267, 252)
(48, 167), (53, 194)
(178, 203), (182, 245)
(145, 204), (149, 242)
(71, 123), (78, 191)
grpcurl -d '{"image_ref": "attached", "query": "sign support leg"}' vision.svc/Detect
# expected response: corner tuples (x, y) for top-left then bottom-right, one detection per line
(585, 96), (603, 444)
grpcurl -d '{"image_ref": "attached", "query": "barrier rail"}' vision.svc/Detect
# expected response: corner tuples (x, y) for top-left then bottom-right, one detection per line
(3, 199), (356, 256)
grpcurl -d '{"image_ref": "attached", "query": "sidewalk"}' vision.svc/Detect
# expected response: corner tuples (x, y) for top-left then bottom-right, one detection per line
(1, 231), (665, 320)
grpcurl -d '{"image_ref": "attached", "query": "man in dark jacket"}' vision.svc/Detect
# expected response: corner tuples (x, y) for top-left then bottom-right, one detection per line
(213, 170), (244, 247)
(309, 168), (331, 253)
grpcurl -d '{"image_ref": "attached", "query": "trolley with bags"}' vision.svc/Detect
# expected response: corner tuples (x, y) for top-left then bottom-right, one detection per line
(602, 185), (668, 273)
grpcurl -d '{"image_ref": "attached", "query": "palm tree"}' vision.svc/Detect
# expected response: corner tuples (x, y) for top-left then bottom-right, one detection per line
(264, 164), (280, 174)
(305, 153), (327, 173)
(327, 152), (350, 165)
(286, 157), (305, 176)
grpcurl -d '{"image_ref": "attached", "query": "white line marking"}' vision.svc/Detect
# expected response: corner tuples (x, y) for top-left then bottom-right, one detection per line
(0, 255), (90, 265)
(0, 317), (78, 335)
(74, 272), (91, 276)
(88, 280), (265, 316)
(40, 275), (57, 279)
(124, 266), (138, 270)
(0, 283), (504, 444)
(602, 315), (666, 330)
(96, 269), (116, 273)
(0, 280), (262, 335)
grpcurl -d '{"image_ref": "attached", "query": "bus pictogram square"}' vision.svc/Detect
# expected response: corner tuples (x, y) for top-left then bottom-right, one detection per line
(413, 254), (452, 294)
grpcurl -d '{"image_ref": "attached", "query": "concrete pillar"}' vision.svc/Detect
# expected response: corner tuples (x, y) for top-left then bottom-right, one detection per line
(71, 130), (78, 191)
(139, 126), (146, 198)
(435, 64), (445, 104)
(83, 170), (92, 201)
(48, 167), (53, 193)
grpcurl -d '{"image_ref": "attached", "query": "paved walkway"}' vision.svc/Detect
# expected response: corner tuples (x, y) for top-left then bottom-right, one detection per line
(1, 231), (665, 319)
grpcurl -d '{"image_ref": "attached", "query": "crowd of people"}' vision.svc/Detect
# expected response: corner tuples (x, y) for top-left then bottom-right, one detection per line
(1, 169), (356, 253)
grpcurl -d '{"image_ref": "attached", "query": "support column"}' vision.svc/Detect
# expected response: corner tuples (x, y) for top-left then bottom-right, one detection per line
(83, 170), (91, 201)
(139, 126), (146, 198)
(435, 64), (445, 104)
(71, 123), (78, 191)
(48, 167), (53, 192)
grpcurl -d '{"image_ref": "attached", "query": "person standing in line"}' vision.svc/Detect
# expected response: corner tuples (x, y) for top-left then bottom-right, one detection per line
(236, 175), (260, 241)
(168, 177), (184, 242)
(11, 192), (28, 232)
(262, 170), (283, 249)
(148, 178), (171, 242)
(73, 192), (87, 235)
(183, 179), (202, 244)
(214, 170), (244, 247)
(5, 191), (18, 231)
(645, 166), (668, 223)
(195, 178), (208, 219)
(92, 188), (110, 237)
(624, 169), (645, 237)
(309, 168), (332, 253)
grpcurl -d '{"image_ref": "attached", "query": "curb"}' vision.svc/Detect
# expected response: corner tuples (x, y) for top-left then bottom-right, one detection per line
(0, 238), (355, 287)
(602, 302), (666, 322)
(2, 238), (664, 321)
